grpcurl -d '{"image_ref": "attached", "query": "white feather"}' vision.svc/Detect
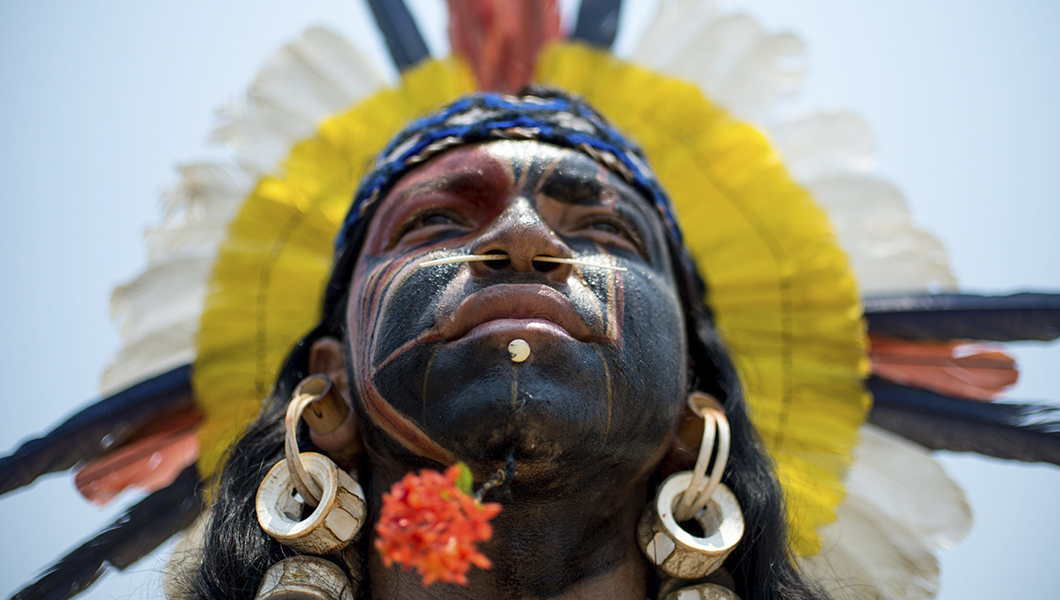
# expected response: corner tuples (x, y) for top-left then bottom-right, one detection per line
(159, 162), (250, 220)
(100, 330), (197, 397)
(632, 0), (720, 70)
(104, 163), (246, 394)
(102, 27), (387, 397)
(800, 425), (971, 599)
(634, 2), (957, 295)
(109, 258), (209, 344)
(147, 163), (250, 266)
(210, 27), (385, 174)
(708, 32), (806, 122)
(808, 175), (958, 294)
(769, 112), (878, 180)
(653, 14), (764, 96)
(767, 111), (955, 292)
(635, 3), (807, 123)
(846, 426), (971, 549)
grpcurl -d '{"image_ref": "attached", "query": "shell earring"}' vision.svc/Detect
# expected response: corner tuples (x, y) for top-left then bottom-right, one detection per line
(255, 374), (367, 556)
(637, 392), (745, 580)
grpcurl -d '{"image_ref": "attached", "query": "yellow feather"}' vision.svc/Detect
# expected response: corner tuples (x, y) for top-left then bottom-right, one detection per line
(193, 59), (475, 484)
(535, 43), (869, 555)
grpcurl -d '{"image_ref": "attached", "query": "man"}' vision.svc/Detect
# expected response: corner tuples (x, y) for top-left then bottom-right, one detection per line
(180, 90), (825, 600)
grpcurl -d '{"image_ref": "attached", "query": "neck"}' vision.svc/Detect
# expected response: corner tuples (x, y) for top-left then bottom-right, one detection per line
(365, 465), (651, 600)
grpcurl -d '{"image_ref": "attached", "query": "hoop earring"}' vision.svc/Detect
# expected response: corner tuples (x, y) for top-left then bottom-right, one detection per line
(297, 373), (362, 470)
(255, 374), (367, 555)
(637, 392), (745, 580)
(255, 556), (356, 600)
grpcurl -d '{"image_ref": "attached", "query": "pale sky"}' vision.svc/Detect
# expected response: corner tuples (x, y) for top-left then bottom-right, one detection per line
(0, 2), (1057, 599)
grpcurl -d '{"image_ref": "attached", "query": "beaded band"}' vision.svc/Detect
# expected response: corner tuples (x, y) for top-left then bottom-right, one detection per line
(335, 90), (681, 249)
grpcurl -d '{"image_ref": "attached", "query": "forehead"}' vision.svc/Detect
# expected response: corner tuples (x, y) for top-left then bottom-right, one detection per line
(377, 140), (649, 213)
(356, 139), (675, 264)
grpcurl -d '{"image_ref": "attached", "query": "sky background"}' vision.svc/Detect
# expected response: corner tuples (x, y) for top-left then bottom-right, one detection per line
(0, 1), (1057, 599)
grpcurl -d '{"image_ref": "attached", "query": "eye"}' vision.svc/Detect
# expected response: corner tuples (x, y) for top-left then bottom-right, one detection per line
(390, 208), (470, 248)
(571, 215), (644, 255)
(418, 212), (456, 227)
(587, 221), (622, 236)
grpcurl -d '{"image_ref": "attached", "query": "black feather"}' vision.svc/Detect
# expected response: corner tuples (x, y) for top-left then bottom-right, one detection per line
(11, 465), (203, 600)
(365, 0), (430, 71)
(868, 378), (1060, 466)
(0, 365), (194, 496)
(864, 291), (1060, 342)
(571, 0), (624, 48)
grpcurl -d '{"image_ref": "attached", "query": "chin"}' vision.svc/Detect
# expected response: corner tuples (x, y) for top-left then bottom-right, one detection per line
(435, 341), (612, 456)
(368, 332), (684, 486)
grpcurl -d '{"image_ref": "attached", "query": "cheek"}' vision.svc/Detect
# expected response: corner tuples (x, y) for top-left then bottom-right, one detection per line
(605, 269), (687, 432)
(348, 257), (465, 389)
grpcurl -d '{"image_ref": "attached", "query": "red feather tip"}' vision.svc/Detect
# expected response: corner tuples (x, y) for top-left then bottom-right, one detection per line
(870, 334), (1019, 401)
(447, 0), (562, 93)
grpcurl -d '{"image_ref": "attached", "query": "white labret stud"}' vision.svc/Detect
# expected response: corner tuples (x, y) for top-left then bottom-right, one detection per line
(508, 339), (531, 363)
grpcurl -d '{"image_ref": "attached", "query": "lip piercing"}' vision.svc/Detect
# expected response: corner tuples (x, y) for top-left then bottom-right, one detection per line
(508, 339), (531, 363)
(418, 253), (627, 271)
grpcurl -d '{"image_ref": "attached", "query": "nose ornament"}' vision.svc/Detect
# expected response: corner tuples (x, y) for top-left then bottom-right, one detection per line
(418, 253), (627, 271)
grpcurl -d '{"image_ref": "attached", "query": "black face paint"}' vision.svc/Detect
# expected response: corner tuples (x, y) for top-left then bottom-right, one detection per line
(347, 141), (686, 484)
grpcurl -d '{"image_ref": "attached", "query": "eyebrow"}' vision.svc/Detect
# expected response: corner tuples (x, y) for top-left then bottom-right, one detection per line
(536, 161), (649, 210)
(387, 171), (502, 209)
(537, 166), (609, 205)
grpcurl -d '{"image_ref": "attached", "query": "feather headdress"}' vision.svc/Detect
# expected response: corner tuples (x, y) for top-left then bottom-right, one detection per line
(1, 2), (1057, 599)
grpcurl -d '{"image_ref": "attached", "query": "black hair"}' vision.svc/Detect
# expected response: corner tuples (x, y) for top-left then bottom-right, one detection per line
(179, 98), (828, 600)
(666, 237), (827, 600)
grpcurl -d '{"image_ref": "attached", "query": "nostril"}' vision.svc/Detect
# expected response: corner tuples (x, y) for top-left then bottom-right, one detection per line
(485, 253), (510, 270)
(531, 258), (559, 273)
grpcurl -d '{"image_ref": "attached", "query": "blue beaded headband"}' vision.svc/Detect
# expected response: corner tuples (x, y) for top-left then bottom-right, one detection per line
(334, 90), (682, 250)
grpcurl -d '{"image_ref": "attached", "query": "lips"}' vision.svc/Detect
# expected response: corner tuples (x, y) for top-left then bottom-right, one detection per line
(439, 284), (596, 342)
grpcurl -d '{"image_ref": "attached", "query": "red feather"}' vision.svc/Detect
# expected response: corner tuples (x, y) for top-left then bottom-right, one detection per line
(448, 0), (562, 93)
(869, 334), (1018, 401)
(74, 408), (201, 505)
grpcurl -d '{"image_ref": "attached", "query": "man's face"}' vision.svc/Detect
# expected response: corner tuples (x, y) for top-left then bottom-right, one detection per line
(347, 140), (686, 481)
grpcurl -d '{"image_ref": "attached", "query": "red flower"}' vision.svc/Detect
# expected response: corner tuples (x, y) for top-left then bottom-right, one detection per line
(375, 463), (502, 586)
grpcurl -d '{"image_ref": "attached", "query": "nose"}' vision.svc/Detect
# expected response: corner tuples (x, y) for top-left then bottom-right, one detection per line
(469, 199), (574, 281)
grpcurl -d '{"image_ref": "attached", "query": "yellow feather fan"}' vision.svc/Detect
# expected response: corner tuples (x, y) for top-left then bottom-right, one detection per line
(194, 44), (869, 556)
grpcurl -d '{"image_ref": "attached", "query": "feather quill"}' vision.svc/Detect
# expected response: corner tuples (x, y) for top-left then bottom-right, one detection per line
(0, 365), (193, 496)
(366, 0), (430, 71)
(865, 292), (1060, 342)
(11, 466), (202, 600)
(868, 378), (1060, 465)
(571, 0), (623, 49)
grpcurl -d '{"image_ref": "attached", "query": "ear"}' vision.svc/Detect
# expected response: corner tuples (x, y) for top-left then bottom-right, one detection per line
(309, 336), (350, 403)
(307, 336), (361, 468)
(660, 405), (703, 477)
